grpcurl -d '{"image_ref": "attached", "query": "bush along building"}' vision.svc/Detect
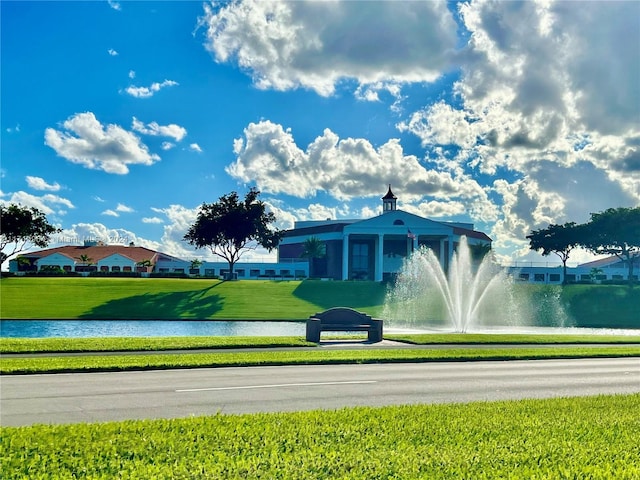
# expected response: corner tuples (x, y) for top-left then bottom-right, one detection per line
(277, 186), (492, 281)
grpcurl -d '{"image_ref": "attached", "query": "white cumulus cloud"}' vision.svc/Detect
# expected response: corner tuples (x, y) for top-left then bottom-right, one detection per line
(199, 0), (458, 97)
(125, 79), (178, 98)
(45, 112), (160, 174)
(26, 176), (61, 192)
(131, 117), (187, 141)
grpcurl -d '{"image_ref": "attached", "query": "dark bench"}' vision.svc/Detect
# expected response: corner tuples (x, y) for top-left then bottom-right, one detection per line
(306, 307), (383, 343)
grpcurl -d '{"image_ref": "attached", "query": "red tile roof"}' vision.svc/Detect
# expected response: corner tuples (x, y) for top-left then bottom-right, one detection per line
(23, 245), (160, 264)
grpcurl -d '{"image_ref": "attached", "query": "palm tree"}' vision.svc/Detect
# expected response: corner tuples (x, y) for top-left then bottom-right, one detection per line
(136, 259), (152, 273)
(76, 254), (94, 272)
(300, 237), (325, 278)
(189, 259), (203, 275)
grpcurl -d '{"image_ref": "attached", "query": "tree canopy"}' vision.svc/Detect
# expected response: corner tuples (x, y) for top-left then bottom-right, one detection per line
(183, 188), (282, 278)
(527, 207), (640, 285)
(0, 203), (60, 264)
(580, 207), (640, 285)
(526, 222), (582, 284)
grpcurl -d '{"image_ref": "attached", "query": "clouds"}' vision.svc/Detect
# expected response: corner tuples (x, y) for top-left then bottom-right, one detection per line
(102, 203), (134, 217)
(45, 112), (160, 174)
(131, 118), (187, 142)
(1, 190), (74, 216)
(124, 79), (178, 98)
(199, 0), (458, 96)
(227, 120), (494, 222)
(26, 176), (61, 192)
(45, 113), (194, 174)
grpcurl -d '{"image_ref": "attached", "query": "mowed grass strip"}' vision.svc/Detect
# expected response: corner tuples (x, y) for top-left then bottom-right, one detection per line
(3, 394), (639, 479)
(2, 333), (639, 354)
(3, 346), (639, 374)
(0, 278), (387, 319)
(386, 333), (640, 344)
(0, 336), (313, 353)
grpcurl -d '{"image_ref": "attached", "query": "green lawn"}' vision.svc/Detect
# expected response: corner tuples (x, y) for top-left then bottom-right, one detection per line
(3, 394), (639, 479)
(1, 278), (638, 329)
(0, 278), (387, 319)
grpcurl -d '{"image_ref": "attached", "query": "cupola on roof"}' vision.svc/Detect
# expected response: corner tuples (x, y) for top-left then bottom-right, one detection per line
(382, 184), (397, 213)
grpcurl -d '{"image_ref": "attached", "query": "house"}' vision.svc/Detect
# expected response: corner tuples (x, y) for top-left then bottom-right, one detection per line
(13, 241), (166, 274)
(277, 186), (492, 281)
(10, 240), (309, 279)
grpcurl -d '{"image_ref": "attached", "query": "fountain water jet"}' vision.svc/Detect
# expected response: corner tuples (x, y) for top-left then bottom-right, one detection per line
(383, 236), (539, 332)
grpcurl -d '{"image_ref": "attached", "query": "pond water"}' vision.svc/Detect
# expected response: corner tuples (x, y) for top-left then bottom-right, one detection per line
(0, 320), (306, 338)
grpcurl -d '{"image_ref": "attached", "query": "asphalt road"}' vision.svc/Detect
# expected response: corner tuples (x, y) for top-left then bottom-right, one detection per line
(2, 357), (638, 426)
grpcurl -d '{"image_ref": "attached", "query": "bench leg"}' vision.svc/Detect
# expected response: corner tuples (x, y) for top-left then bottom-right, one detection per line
(306, 319), (321, 342)
(368, 321), (383, 343)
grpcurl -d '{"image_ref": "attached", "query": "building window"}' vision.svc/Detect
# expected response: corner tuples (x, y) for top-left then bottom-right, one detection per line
(393, 219), (404, 225)
(236, 269), (245, 277)
(204, 269), (215, 276)
(534, 274), (545, 282)
(100, 266), (109, 272)
(519, 273), (529, 281)
(250, 269), (260, 277)
(112, 266), (121, 272)
(280, 269), (291, 277)
(549, 274), (561, 282)
(265, 269), (276, 277)
(123, 266), (132, 272)
(352, 243), (369, 279)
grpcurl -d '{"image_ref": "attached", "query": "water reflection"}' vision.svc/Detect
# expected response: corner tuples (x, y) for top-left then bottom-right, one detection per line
(0, 320), (305, 338)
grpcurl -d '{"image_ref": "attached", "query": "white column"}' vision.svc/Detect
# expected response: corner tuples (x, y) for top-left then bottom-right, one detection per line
(342, 234), (349, 280)
(376, 234), (384, 282)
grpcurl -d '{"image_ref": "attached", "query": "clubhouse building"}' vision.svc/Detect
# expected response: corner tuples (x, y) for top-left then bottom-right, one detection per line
(277, 186), (491, 281)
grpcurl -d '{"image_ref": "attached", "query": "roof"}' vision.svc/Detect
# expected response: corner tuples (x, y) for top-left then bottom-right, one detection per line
(382, 184), (397, 200)
(22, 245), (160, 264)
(453, 226), (492, 242)
(578, 255), (639, 268)
(282, 223), (352, 238)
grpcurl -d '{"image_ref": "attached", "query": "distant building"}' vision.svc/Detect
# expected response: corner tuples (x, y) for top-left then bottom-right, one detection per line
(9, 241), (308, 280)
(278, 185), (492, 281)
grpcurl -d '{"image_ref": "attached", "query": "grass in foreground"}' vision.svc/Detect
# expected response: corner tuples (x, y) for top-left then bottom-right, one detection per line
(4, 333), (638, 354)
(0, 336), (313, 353)
(386, 333), (640, 344)
(3, 394), (639, 479)
(3, 346), (639, 375)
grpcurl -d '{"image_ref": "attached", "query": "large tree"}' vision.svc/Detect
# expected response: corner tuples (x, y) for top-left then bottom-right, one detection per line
(0, 204), (60, 265)
(183, 188), (283, 279)
(526, 222), (582, 284)
(580, 207), (640, 286)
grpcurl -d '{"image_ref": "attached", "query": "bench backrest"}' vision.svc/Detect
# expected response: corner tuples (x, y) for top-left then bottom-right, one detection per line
(310, 307), (373, 325)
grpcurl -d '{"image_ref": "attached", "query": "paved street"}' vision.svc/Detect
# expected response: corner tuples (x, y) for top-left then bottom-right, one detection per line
(2, 357), (638, 426)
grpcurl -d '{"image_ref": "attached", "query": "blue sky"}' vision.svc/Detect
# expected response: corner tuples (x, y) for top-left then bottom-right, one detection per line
(2, 0), (639, 267)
